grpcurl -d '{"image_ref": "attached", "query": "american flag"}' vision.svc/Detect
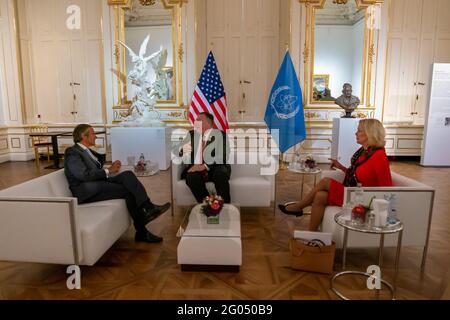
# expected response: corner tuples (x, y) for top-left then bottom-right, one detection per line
(189, 52), (229, 131)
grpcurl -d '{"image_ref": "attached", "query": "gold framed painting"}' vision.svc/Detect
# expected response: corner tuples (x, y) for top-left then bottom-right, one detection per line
(313, 74), (329, 94)
(313, 74), (331, 102)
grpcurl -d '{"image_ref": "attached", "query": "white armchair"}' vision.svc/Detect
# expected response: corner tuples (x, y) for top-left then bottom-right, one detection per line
(320, 170), (435, 270)
(171, 152), (277, 208)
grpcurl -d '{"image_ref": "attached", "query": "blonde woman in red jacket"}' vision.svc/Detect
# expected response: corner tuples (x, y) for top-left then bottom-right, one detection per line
(279, 119), (393, 231)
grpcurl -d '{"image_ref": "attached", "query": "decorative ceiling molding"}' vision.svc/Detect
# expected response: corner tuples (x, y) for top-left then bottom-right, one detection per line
(299, 0), (326, 8)
(316, 0), (365, 25)
(108, 0), (188, 8)
(107, 0), (132, 6)
(139, 0), (156, 5)
(161, 0), (189, 8)
(125, 0), (171, 27)
(299, 0), (384, 8)
(299, 0), (384, 25)
(357, 0), (384, 6)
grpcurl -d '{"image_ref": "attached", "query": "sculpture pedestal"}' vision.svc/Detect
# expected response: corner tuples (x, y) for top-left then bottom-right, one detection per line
(110, 127), (172, 170)
(331, 118), (360, 168)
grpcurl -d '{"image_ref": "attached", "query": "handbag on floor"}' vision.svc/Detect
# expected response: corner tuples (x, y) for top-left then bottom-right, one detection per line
(289, 238), (336, 274)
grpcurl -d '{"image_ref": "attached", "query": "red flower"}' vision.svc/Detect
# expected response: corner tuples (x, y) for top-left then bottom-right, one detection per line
(211, 203), (220, 210)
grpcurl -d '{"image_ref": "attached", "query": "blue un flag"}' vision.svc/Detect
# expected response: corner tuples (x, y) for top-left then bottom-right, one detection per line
(264, 51), (306, 153)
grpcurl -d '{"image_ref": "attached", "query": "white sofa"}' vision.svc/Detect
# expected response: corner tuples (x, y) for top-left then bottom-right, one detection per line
(172, 152), (277, 208)
(320, 170), (435, 269)
(0, 170), (131, 266)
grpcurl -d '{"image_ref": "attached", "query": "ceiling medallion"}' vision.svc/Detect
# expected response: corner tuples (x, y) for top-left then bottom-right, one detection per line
(139, 0), (156, 5)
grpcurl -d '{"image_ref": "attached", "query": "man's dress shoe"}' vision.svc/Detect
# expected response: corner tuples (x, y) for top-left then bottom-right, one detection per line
(135, 230), (163, 243)
(142, 202), (171, 225)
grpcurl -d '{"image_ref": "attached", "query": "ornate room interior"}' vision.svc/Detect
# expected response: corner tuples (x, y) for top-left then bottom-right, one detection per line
(0, 0), (448, 161)
(0, 0), (449, 301)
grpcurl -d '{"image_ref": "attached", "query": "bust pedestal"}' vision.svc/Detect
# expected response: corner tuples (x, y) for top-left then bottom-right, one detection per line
(110, 127), (172, 170)
(331, 118), (360, 168)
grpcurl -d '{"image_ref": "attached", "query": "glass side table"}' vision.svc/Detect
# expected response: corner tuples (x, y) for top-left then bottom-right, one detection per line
(331, 211), (404, 300)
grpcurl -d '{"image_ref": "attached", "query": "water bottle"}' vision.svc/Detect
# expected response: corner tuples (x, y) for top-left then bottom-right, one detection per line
(351, 183), (365, 225)
(354, 183), (364, 205)
(387, 194), (398, 224)
(139, 153), (145, 162)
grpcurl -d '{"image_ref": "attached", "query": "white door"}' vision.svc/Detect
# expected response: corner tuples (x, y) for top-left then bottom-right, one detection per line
(384, 0), (450, 125)
(23, 0), (103, 123)
(435, 0), (450, 63)
(206, 0), (280, 122)
(384, 0), (422, 123)
(413, 0), (438, 125)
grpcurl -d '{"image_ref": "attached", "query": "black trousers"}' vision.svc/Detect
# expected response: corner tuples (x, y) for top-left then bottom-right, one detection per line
(185, 165), (231, 203)
(75, 171), (150, 233)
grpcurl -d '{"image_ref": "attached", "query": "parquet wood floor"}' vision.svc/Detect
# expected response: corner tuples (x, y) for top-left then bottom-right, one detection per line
(0, 160), (448, 300)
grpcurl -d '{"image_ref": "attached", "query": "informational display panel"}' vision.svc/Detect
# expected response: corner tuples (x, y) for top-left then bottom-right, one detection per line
(421, 63), (450, 167)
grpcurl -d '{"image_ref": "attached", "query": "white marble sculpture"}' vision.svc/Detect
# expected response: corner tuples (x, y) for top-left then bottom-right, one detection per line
(118, 35), (169, 126)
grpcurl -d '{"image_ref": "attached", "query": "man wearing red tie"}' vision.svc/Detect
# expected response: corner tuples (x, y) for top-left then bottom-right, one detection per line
(177, 112), (231, 203)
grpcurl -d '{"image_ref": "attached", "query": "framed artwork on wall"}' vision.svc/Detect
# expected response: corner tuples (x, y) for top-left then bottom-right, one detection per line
(313, 74), (333, 101)
(313, 74), (329, 94)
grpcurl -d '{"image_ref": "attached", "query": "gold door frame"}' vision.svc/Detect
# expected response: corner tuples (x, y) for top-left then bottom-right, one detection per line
(107, 0), (187, 119)
(299, 0), (383, 110)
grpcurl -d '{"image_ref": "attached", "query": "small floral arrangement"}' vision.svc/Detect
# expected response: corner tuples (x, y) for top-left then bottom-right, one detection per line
(201, 194), (224, 220)
(303, 155), (317, 169)
(351, 196), (376, 224)
(134, 153), (147, 173)
(134, 160), (147, 173)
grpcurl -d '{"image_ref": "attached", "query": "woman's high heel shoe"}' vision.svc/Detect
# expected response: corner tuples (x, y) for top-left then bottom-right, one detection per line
(278, 202), (303, 217)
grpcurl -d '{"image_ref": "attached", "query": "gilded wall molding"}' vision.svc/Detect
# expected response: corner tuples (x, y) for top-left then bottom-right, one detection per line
(107, 0), (132, 6)
(299, 0), (383, 5)
(299, 0), (384, 117)
(108, 0), (188, 124)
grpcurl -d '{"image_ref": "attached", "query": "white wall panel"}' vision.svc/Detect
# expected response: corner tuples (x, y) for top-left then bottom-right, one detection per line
(206, 0), (280, 122)
(0, 0), (22, 124)
(20, 0), (103, 124)
(384, 0), (450, 126)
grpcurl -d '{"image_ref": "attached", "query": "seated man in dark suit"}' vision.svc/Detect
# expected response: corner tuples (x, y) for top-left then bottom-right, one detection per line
(64, 124), (170, 243)
(175, 112), (231, 203)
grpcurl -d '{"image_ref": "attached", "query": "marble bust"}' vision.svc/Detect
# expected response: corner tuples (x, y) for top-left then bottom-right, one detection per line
(335, 83), (360, 118)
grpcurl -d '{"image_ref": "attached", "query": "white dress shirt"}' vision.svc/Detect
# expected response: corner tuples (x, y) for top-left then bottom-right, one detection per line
(194, 129), (212, 169)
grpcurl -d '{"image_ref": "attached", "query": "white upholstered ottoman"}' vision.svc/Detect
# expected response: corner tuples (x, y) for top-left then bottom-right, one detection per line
(177, 204), (242, 272)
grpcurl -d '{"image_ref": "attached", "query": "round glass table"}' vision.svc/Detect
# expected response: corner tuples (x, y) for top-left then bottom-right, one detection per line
(331, 211), (404, 300)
